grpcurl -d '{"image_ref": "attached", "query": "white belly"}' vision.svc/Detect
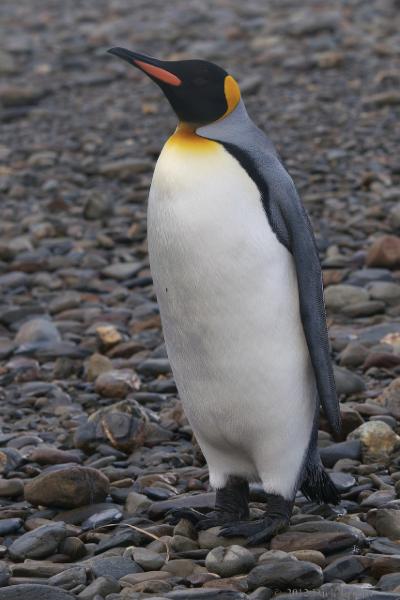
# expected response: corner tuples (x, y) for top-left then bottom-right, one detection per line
(148, 137), (316, 499)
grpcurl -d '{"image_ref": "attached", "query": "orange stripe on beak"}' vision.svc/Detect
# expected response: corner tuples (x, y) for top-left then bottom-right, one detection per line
(134, 60), (182, 86)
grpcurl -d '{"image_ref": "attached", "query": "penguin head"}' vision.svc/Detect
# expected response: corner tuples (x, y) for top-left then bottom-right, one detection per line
(108, 48), (241, 126)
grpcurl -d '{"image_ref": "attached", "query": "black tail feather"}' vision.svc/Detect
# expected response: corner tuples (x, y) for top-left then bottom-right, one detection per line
(301, 463), (340, 505)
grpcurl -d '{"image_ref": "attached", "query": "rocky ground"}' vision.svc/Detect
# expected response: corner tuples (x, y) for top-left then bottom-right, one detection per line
(1, 0), (400, 598)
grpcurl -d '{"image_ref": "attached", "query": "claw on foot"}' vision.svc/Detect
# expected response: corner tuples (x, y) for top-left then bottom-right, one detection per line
(219, 516), (288, 545)
(166, 507), (205, 525)
(166, 507), (240, 530)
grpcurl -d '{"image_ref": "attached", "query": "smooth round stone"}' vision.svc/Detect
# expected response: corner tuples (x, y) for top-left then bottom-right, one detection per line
(347, 268), (393, 286)
(77, 576), (120, 599)
(369, 554), (400, 578)
(377, 572), (400, 591)
(81, 507), (123, 530)
(87, 556), (143, 579)
(369, 415), (397, 429)
(125, 491), (152, 514)
(247, 557), (323, 591)
(0, 518), (23, 536)
(198, 527), (246, 549)
(205, 545), (256, 577)
(323, 555), (369, 582)
(0, 478), (24, 497)
(325, 285), (369, 312)
(48, 566), (87, 591)
(132, 548), (165, 571)
(0, 562), (10, 587)
(8, 522), (67, 560)
(329, 472), (356, 492)
(15, 317), (61, 346)
(367, 281), (400, 305)
(370, 537), (400, 555)
(339, 342), (369, 368)
(28, 447), (81, 466)
(342, 301), (385, 318)
(366, 235), (400, 269)
(361, 489), (396, 508)
(171, 534), (199, 552)
(288, 550), (325, 567)
(94, 369), (139, 399)
(24, 466), (110, 508)
(161, 558), (197, 577)
(271, 521), (365, 555)
(334, 366), (365, 396)
(0, 585), (75, 600)
(59, 536), (86, 560)
(368, 509), (400, 539)
(320, 440), (362, 468)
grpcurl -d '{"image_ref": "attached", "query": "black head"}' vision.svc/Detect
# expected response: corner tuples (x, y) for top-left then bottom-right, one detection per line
(108, 48), (241, 125)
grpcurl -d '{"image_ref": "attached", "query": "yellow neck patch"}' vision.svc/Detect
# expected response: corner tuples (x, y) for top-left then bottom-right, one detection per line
(222, 75), (241, 118)
(166, 123), (218, 153)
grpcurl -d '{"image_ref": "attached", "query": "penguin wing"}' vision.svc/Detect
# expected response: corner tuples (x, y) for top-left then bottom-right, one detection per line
(220, 141), (341, 437)
(270, 172), (342, 438)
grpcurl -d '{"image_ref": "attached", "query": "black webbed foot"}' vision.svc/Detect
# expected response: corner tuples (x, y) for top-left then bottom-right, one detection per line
(220, 493), (293, 545)
(166, 507), (239, 529)
(166, 476), (250, 530)
(166, 507), (206, 526)
(220, 514), (288, 545)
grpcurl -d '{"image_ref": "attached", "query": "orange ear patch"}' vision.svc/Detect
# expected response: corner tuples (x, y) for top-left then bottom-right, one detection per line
(223, 75), (241, 117)
(134, 60), (182, 86)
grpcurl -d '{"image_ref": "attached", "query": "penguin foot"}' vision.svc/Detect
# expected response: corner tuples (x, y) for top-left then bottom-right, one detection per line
(167, 476), (250, 529)
(166, 507), (206, 526)
(166, 507), (241, 529)
(219, 514), (288, 545)
(219, 493), (293, 545)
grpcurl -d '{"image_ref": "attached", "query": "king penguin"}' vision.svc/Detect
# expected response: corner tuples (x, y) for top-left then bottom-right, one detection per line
(108, 47), (341, 544)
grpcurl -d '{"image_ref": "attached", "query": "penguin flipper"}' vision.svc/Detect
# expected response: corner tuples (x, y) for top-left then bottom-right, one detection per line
(269, 175), (342, 438)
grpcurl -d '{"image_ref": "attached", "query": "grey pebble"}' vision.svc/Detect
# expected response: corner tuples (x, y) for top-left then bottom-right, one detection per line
(8, 522), (67, 560)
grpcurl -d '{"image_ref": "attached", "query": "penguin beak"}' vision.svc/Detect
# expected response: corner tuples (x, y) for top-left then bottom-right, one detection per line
(108, 47), (182, 87)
